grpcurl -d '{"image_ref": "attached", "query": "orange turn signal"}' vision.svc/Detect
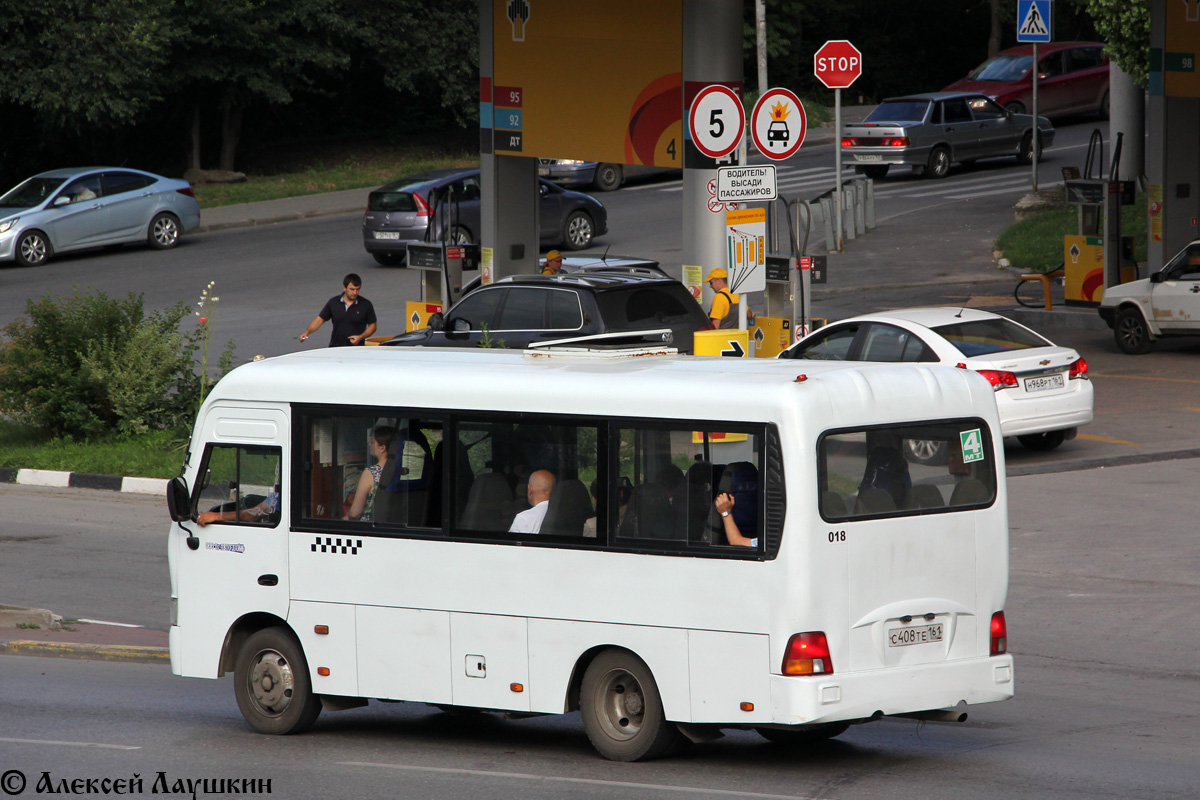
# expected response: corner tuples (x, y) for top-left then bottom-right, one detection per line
(317, 667), (330, 676)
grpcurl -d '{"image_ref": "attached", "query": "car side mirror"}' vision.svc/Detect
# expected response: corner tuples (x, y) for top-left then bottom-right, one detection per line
(53, 196), (71, 207)
(167, 477), (191, 522)
(428, 312), (444, 331)
(453, 318), (471, 333)
(1151, 272), (1164, 284)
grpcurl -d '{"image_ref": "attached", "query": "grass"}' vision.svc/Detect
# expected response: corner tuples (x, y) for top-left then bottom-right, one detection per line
(0, 419), (186, 479)
(192, 136), (479, 209)
(996, 190), (1148, 272)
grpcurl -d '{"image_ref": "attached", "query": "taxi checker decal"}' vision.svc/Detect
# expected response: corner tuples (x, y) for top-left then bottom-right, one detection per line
(312, 536), (363, 555)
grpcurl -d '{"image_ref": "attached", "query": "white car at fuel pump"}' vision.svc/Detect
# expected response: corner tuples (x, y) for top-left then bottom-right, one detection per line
(1099, 239), (1200, 354)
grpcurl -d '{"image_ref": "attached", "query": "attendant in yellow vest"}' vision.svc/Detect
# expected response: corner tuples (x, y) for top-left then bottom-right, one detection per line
(704, 268), (754, 329)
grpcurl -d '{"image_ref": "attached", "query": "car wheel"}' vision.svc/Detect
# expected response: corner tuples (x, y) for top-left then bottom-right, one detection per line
(1114, 307), (1152, 354)
(15, 230), (52, 267)
(563, 211), (594, 250)
(862, 165), (889, 180)
(1018, 430), (1067, 452)
(925, 146), (950, 179)
(1017, 131), (1042, 166)
(592, 163), (622, 192)
(450, 225), (474, 245)
(372, 252), (405, 267)
(233, 627), (322, 735)
(755, 722), (851, 745)
(903, 439), (949, 466)
(580, 649), (685, 761)
(1099, 91), (1110, 120)
(148, 212), (182, 250)
(1005, 101), (1025, 115)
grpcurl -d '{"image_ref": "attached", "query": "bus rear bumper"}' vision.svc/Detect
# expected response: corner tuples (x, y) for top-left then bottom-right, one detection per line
(769, 654), (1014, 725)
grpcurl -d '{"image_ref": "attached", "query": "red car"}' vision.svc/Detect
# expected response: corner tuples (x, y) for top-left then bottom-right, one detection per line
(943, 42), (1109, 119)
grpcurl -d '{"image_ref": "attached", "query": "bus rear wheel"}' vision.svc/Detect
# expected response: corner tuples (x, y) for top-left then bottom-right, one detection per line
(580, 650), (684, 761)
(234, 627), (322, 735)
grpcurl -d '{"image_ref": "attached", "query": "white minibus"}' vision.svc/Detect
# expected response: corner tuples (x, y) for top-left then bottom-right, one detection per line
(166, 346), (1014, 761)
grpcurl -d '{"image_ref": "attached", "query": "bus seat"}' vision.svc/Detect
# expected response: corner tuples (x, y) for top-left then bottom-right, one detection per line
(541, 479), (593, 536)
(949, 478), (989, 506)
(821, 490), (847, 517)
(686, 461), (715, 543)
(372, 460), (399, 523)
(858, 446), (911, 509)
(458, 472), (513, 532)
(619, 482), (674, 539)
(429, 439), (474, 528)
(904, 484), (945, 509)
(384, 428), (434, 526)
(854, 487), (896, 514)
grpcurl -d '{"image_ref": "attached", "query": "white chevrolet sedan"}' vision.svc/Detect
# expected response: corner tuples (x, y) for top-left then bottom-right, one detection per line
(779, 307), (1093, 455)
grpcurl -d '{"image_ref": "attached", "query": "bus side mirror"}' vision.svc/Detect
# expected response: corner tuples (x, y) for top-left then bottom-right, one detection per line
(167, 477), (191, 522)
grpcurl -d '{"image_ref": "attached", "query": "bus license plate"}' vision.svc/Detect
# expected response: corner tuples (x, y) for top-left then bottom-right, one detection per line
(374, 231), (401, 240)
(1024, 373), (1064, 392)
(854, 154), (882, 162)
(888, 623), (943, 647)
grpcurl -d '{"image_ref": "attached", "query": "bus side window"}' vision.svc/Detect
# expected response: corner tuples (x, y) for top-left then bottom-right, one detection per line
(196, 444), (281, 526)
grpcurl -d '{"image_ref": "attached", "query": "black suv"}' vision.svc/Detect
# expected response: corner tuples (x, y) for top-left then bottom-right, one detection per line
(382, 272), (711, 353)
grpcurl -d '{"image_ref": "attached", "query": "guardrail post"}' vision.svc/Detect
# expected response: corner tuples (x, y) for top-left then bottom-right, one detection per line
(853, 178), (866, 236)
(818, 194), (836, 252)
(842, 184), (856, 241)
(865, 178), (876, 230)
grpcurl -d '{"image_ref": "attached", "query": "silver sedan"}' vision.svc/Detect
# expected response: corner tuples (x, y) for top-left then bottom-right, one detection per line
(842, 91), (1055, 180)
(0, 167), (201, 267)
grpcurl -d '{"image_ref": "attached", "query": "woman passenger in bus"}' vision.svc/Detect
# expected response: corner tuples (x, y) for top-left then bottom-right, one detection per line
(345, 425), (396, 522)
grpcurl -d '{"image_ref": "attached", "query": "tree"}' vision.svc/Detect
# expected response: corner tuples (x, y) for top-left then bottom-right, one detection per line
(1084, 0), (1150, 88)
(0, 0), (176, 132)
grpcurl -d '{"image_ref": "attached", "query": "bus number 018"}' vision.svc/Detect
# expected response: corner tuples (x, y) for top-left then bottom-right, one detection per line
(828, 530), (846, 542)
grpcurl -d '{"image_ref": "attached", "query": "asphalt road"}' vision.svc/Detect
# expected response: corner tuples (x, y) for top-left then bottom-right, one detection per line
(1, 457), (1198, 799)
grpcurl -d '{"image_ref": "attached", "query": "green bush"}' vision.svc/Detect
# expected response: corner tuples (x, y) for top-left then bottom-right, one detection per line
(0, 288), (234, 438)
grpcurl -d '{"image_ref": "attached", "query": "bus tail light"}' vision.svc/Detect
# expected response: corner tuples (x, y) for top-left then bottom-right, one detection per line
(990, 611), (1007, 656)
(1069, 357), (1089, 380)
(783, 632), (833, 675)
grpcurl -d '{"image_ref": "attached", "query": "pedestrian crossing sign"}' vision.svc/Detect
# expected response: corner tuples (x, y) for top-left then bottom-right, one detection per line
(1017, 0), (1051, 43)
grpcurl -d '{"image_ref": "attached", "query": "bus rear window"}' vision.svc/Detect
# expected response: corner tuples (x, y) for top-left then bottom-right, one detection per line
(818, 420), (996, 520)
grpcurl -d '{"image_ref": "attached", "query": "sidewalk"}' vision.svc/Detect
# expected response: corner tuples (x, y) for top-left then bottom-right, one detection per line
(0, 607), (167, 664)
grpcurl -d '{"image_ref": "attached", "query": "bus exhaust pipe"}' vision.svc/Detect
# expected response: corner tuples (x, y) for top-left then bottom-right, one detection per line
(894, 709), (968, 723)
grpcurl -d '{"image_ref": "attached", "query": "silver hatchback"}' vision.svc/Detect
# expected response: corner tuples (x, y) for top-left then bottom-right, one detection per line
(0, 167), (201, 267)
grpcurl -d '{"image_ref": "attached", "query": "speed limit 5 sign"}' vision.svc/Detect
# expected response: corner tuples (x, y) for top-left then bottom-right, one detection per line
(688, 85), (745, 159)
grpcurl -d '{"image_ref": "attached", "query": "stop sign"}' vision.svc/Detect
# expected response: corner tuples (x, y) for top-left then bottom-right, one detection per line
(814, 40), (862, 89)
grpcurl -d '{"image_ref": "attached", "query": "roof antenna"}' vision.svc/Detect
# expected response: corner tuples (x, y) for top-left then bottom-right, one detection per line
(955, 301), (968, 318)
(601, 244), (611, 262)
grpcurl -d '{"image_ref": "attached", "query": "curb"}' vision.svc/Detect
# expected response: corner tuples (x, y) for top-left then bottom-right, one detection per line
(195, 205), (364, 234)
(1, 640), (169, 664)
(0, 467), (167, 496)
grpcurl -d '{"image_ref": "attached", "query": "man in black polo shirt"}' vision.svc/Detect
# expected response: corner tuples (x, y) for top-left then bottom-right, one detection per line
(299, 273), (378, 347)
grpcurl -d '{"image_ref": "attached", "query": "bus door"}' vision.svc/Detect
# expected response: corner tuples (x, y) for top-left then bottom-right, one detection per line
(178, 409), (290, 673)
(819, 422), (997, 672)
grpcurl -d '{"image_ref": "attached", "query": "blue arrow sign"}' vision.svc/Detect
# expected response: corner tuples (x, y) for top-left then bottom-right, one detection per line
(1017, 0), (1051, 43)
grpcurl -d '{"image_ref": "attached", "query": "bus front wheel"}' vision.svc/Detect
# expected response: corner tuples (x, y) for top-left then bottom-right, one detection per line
(234, 627), (322, 735)
(580, 650), (684, 761)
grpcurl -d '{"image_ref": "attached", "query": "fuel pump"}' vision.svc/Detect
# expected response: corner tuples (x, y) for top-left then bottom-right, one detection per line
(405, 184), (481, 326)
(1063, 130), (1137, 306)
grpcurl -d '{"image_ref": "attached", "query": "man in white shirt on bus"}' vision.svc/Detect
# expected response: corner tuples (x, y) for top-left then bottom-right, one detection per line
(510, 470), (556, 533)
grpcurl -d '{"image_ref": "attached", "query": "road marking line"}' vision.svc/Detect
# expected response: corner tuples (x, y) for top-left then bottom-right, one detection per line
(1090, 374), (1200, 385)
(338, 762), (812, 799)
(1076, 433), (1139, 446)
(0, 736), (140, 750)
